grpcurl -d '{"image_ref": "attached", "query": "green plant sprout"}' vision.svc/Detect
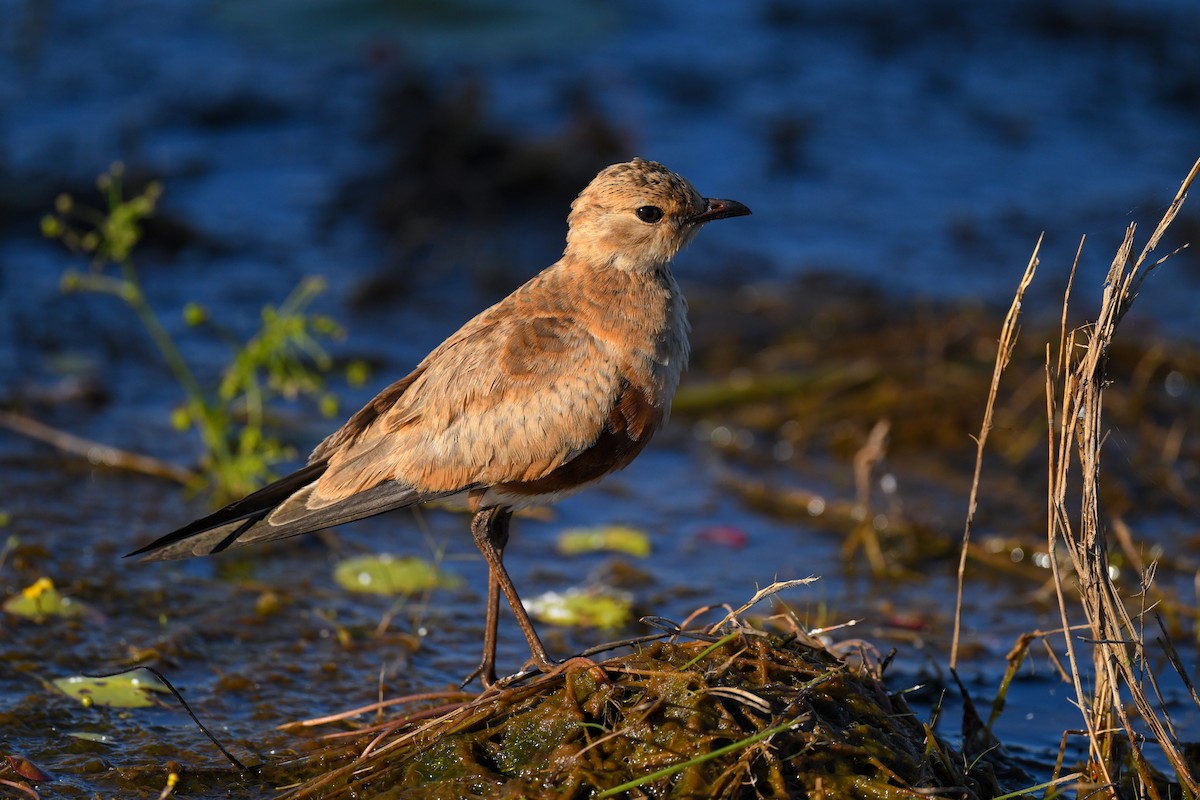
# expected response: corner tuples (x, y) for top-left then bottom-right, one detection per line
(41, 163), (365, 503)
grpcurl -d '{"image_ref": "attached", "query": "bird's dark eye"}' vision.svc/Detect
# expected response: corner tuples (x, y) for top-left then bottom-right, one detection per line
(636, 205), (664, 224)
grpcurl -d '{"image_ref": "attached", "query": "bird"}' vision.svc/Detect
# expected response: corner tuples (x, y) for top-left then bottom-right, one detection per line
(128, 158), (751, 686)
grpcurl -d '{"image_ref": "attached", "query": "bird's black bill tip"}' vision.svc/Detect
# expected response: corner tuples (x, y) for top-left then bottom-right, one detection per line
(690, 197), (751, 224)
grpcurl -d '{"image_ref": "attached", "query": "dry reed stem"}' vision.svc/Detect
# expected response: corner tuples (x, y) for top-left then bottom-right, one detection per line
(950, 236), (1041, 670)
(849, 418), (891, 574)
(0, 409), (196, 484)
(282, 690), (473, 729)
(1046, 156), (1200, 797)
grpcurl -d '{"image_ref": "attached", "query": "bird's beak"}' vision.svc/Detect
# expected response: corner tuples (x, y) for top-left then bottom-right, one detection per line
(689, 197), (752, 224)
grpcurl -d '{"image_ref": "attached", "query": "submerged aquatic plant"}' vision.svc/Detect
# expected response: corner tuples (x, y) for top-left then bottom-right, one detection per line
(41, 164), (361, 502)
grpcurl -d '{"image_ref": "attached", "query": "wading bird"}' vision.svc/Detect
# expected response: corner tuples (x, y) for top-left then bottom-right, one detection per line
(130, 158), (750, 685)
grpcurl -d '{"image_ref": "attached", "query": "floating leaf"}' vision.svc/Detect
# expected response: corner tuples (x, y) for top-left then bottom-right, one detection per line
(3, 578), (87, 620)
(556, 525), (651, 558)
(6, 754), (52, 782)
(333, 554), (461, 596)
(52, 671), (170, 709)
(525, 587), (633, 630)
(65, 731), (115, 744)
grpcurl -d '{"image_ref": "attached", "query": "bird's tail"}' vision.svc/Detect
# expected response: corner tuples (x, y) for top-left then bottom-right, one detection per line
(127, 462), (434, 561)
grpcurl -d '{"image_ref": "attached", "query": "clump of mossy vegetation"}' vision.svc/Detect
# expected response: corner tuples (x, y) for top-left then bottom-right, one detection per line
(276, 622), (1011, 800)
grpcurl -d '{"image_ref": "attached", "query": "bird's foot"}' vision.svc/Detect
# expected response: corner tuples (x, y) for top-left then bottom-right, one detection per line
(460, 654), (552, 690)
(459, 659), (499, 691)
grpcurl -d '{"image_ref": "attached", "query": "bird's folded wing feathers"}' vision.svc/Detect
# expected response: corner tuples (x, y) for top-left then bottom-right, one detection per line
(312, 309), (624, 502)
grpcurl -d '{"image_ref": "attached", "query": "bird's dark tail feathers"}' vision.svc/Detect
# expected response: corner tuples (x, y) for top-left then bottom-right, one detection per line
(129, 462), (333, 563)
(127, 462), (330, 561)
(128, 461), (449, 561)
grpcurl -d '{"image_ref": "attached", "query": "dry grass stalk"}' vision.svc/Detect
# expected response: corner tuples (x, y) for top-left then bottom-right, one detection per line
(848, 418), (892, 574)
(950, 237), (1041, 670)
(1045, 156), (1200, 796)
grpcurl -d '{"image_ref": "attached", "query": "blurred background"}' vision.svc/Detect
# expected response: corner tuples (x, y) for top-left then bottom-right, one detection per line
(1, 0), (1199, 793)
(3, 0), (1198, 348)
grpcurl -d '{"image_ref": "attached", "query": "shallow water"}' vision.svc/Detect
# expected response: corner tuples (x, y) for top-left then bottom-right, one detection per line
(2, 0), (1199, 795)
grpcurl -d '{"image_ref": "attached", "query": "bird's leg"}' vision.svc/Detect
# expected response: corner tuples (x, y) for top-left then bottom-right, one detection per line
(467, 507), (554, 685)
(464, 516), (505, 688)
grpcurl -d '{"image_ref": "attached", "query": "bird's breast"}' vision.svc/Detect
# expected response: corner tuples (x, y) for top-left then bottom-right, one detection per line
(572, 264), (690, 411)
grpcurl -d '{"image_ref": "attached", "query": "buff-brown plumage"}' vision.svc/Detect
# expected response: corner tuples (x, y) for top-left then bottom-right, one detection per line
(306, 255), (685, 506)
(129, 158), (749, 683)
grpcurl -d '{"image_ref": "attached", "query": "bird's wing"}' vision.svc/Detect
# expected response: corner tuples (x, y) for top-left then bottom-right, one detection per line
(127, 266), (624, 561)
(309, 297), (632, 505)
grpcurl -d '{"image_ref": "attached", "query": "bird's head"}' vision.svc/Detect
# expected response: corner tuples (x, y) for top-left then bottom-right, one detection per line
(564, 158), (750, 272)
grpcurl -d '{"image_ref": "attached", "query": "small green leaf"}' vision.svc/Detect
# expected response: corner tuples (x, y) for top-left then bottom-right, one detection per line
(333, 554), (461, 596)
(319, 393), (339, 418)
(183, 302), (208, 326)
(41, 215), (64, 238)
(556, 525), (652, 558)
(53, 671), (169, 709)
(170, 406), (191, 431)
(3, 578), (87, 620)
(525, 587), (633, 630)
(346, 360), (370, 387)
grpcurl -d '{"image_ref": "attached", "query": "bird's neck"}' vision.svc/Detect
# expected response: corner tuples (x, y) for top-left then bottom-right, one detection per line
(546, 254), (690, 393)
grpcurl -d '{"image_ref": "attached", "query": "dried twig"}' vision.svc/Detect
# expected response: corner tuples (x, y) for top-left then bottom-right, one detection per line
(708, 578), (819, 632)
